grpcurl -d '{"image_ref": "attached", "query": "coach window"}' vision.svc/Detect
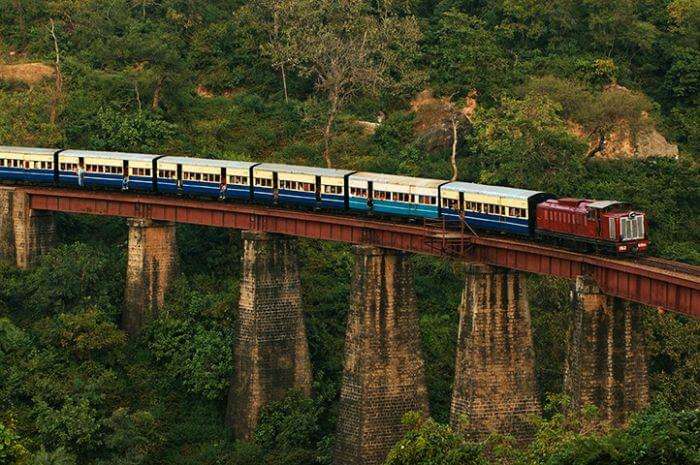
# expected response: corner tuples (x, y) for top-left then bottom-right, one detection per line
(350, 187), (367, 198)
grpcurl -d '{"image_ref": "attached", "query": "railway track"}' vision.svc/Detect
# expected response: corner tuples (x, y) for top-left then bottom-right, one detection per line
(633, 256), (700, 278)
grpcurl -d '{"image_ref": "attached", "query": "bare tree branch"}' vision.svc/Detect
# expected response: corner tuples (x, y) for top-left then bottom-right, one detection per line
(49, 18), (63, 125)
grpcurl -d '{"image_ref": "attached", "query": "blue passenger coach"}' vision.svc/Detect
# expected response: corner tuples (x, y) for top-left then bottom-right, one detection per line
(58, 150), (161, 191)
(440, 182), (552, 235)
(252, 164), (354, 209)
(156, 157), (258, 199)
(0, 146), (58, 183)
(348, 172), (445, 218)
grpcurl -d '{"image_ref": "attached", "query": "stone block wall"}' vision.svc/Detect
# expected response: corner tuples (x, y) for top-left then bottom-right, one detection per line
(564, 275), (649, 425)
(334, 245), (429, 465)
(226, 231), (312, 440)
(0, 187), (55, 269)
(123, 218), (178, 337)
(450, 263), (541, 441)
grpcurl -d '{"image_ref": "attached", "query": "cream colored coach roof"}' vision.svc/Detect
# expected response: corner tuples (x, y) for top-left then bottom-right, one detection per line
(256, 163), (354, 177)
(350, 172), (446, 188)
(0, 146), (57, 156)
(61, 149), (161, 162)
(160, 156), (257, 169)
(442, 181), (543, 200)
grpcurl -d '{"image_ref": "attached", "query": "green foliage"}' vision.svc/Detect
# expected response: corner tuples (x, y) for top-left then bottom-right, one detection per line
(253, 391), (324, 465)
(147, 278), (236, 401)
(384, 414), (487, 465)
(28, 447), (76, 465)
(82, 109), (177, 153)
(0, 422), (28, 465)
(19, 243), (124, 319)
(428, 10), (511, 100)
(645, 312), (700, 410)
(469, 95), (587, 193)
(518, 400), (700, 465)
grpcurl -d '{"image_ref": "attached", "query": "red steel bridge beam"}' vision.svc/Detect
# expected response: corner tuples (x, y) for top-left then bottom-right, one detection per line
(24, 187), (700, 319)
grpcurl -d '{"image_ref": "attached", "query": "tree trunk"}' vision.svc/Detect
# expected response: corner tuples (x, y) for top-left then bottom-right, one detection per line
(152, 76), (164, 111)
(134, 80), (142, 111)
(281, 63), (289, 103)
(323, 93), (339, 168)
(585, 131), (606, 160)
(450, 118), (459, 181)
(49, 19), (62, 126)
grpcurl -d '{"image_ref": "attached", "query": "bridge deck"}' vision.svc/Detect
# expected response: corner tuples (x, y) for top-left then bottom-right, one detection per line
(19, 186), (700, 319)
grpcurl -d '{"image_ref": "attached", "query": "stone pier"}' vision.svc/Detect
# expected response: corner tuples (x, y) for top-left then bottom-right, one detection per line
(564, 275), (649, 425)
(450, 264), (541, 441)
(0, 187), (56, 269)
(226, 231), (312, 440)
(123, 218), (178, 337)
(334, 246), (429, 465)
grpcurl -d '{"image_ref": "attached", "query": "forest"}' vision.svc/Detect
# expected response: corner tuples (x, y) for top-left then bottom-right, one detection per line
(0, 0), (698, 463)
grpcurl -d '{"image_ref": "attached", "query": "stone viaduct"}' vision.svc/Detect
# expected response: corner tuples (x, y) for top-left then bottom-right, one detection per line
(0, 186), (665, 464)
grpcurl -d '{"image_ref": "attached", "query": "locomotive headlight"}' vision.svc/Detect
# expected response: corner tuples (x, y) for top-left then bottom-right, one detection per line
(618, 245), (628, 252)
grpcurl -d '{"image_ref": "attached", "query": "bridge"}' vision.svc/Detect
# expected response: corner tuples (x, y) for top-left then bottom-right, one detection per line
(2, 185), (699, 464)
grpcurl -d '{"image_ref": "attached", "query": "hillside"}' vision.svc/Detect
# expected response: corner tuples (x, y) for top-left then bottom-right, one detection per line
(0, 0), (698, 464)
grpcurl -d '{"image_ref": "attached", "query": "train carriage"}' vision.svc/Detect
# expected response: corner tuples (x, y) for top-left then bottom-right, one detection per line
(440, 182), (552, 235)
(0, 146), (58, 183)
(58, 150), (161, 191)
(348, 172), (445, 218)
(156, 157), (258, 199)
(252, 164), (354, 209)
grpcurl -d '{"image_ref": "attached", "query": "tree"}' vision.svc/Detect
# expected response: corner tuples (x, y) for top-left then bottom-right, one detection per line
(469, 94), (587, 193)
(428, 10), (510, 101)
(412, 90), (474, 180)
(268, 0), (423, 167)
(0, 422), (28, 464)
(253, 390), (324, 465)
(524, 76), (654, 159)
(384, 413), (487, 465)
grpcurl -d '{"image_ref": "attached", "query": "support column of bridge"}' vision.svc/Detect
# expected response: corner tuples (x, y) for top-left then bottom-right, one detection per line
(0, 187), (56, 269)
(334, 246), (429, 465)
(564, 275), (649, 425)
(123, 218), (178, 337)
(450, 264), (541, 441)
(226, 231), (312, 440)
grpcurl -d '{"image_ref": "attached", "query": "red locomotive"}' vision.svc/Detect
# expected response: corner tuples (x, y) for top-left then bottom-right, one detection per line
(535, 198), (649, 254)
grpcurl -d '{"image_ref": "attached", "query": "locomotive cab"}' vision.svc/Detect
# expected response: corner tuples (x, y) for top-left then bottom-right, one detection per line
(592, 201), (649, 254)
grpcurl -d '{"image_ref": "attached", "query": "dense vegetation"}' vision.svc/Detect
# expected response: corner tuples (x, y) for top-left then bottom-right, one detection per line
(0, 0), (698, 464)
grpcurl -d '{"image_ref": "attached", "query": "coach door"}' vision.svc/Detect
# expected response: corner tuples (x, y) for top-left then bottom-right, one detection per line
(367, 181), (374, 209)
(220, 167), (227, 199)
(272, 171), (279, 203)
(315, 176), (322, 203)
(122, 160), (129, 190)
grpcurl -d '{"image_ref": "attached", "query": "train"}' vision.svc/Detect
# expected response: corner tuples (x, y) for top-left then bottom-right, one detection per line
(0, 146), (650, 255)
